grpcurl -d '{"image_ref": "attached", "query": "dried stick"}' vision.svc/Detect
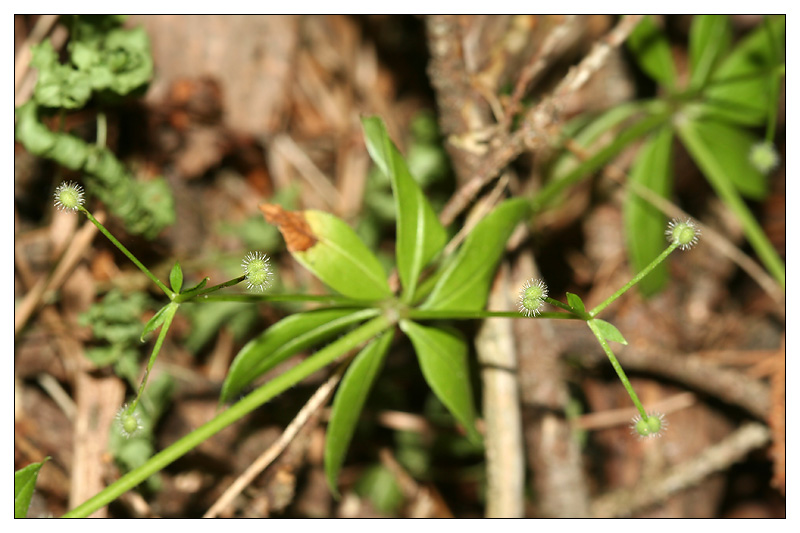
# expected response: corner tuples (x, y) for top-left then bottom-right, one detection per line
(439, 15), (644, 226)
(203, 361), (347, 518)
(591, 422), (771, 517)
(15, 211), (103, 335)
(501, 15), (578, 130)
(475, 263), (525, 517)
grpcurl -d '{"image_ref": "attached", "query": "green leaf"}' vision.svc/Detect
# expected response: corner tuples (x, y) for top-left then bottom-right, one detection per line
(680, 119), (766, 199)
(704, 16), (785, 126)
(677, 119), (784, 287)
(623, 126), (674, 296)
(15, 458), (50, 518)
(140, 303), (176, 342)
(325, 331), (393, 496)
(14, 102), (57, 156)
(550, 102), (645, 181)
(627, 15), (677, 88)
(400, 320), (480, 443)
(536, 109), (670, 211)
(689, 15), (732, 89)
(422, 198), (530, 311)
(169, 261), (183, 294)
(261, 205), (392, 301)
(566, 292), (586, 315)
(590, 319), (628, 345)
(362, 116), (447, 302)
(221, 308), (379, 402)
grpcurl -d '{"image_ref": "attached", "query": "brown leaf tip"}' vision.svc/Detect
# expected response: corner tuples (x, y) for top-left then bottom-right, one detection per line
(259, 204), (317, 252)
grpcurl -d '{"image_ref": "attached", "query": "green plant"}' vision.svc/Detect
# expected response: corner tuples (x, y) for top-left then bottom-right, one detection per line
(15, 15), (174, 239)
(46, 115), (697, 517)
(543, 15), (784, 295)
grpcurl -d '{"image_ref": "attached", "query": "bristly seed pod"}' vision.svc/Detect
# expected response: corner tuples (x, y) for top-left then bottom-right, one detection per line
(518, 278), (548, 317)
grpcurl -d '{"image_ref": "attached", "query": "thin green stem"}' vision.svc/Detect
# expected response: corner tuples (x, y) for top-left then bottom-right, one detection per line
(405, 309), (582, 321)
(196, 293), (381, 306)
(62, 314), (393, 518)
(96, 111), (107, 148)
(587, 319), (647, 419)
(78, 206), (173, 297)
(174, 275), (247, 302)
(589, 243), (678, 318)
(129, 303), (177, 413)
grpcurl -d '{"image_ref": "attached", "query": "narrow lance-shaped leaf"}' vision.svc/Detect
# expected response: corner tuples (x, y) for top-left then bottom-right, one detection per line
(423, 197), (530, 311)
(400, 320), (480, 443)
(15, 458), (50, 518)
(361, 116), (447, 302)
(679, 119), (767, 199)
(590, 318), (628, 345)
(704, 15), (785, 126)
(623, 125), (674, 296)
(260, 204), (391, 301)
(688, 15), (732, 89)
(677, 119), (784, 288)
(221, 308), (379, 402)
(627, 15), (678, 89)
(140, 302), (177, 342)
(325, 331), (393, 496)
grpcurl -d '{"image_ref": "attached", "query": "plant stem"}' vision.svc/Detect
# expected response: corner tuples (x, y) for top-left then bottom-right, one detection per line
(587, 319), (647, 419)
(96, 111), (107, 148)
(78, 206), (173, 297)
(175, 275), (247, 302)
(196, 293), (381, 306)
(406, 309), (581, 320)
(129, 303), (177, 413)
(589, 242), (678, 317)
(61, 315), (393, 518)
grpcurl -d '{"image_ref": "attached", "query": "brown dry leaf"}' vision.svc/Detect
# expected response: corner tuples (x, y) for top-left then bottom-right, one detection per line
(259, 204), (317, 252)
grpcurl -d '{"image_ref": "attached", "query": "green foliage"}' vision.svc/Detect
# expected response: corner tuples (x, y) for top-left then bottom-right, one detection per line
(15, 15), (173, 239)
(324, 332), (393, 495)
(15, 458), (49, 518)
(590, 318), (628, 345)
(561, 15), (786, 293)
(80, 289), (155, 385)
(627, 15), (677, 89)
(221, 308), (380, 402)
(400, 321), (480, 443)
(624, 126), (673, 295)
(422, 198), (530, 311)
(363, 116), (447, 302)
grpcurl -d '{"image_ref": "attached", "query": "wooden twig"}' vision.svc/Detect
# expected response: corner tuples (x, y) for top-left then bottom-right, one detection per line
(591, 422), (771, 517)
(502, 15), (578, 130)
(439, 15), (644, 226)
(203, 361), (347, 518)
(475, 263), (525, 517)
